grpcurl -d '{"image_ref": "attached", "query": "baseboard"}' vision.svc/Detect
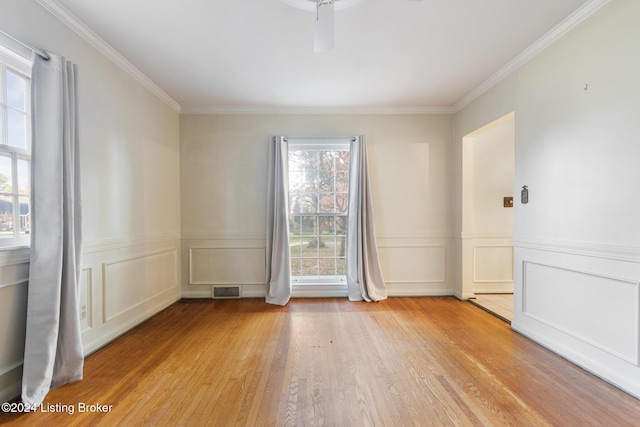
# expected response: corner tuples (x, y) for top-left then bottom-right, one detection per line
(512, 320), (640, 399)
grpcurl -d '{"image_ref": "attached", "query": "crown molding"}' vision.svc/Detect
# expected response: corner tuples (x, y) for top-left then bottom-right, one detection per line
(35, 0), (181, 113)
(180, 105), (455, 115)
(34, 0), (609, 117)
(453, 0), (611, 112)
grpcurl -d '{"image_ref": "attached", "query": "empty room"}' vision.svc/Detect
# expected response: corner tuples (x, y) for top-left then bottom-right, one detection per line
(1, 0), (639, 425)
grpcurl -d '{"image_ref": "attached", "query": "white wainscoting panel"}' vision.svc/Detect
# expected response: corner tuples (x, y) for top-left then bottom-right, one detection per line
(0, 281), (27, 372)
(513, 240), (640, 398)
(189, 247), (265, 285)
(523, 261), (639, 365)
(378, 245), (446, 283)
(474, 245), (513, 282)
(103, 249), (179, 322)
(0, 250), (29, 403)
(464, 236), (514, 294)
(377, 240), (451, 296)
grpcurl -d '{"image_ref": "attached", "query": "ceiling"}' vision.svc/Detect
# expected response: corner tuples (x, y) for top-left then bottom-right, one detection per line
(50, 0), (590, 111)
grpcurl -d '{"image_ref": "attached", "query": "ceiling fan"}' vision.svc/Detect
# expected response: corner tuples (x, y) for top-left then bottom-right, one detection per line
(281, 0), (420, 52)
(312, 0), (421, 52)
(314, 0), (335, 52)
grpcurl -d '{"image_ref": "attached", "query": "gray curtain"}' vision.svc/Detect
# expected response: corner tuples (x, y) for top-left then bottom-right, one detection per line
(265, 136), (291, 306)
(22, 54), (84, 406)
(346, 136), (387, 302)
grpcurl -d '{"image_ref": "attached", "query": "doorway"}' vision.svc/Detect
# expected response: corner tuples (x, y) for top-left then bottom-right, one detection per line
(461, 113), (515, 321)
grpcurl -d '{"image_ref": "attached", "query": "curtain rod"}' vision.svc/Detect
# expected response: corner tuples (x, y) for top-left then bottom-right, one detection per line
(0, 29), (49, 61)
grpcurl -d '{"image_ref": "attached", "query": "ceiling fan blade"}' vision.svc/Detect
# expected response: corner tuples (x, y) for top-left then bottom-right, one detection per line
(314, 1), (334, 52)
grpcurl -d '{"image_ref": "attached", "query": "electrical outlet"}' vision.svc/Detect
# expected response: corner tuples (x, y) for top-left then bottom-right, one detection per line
(503, 197), (514, 207)
(80, 305), (87, 320)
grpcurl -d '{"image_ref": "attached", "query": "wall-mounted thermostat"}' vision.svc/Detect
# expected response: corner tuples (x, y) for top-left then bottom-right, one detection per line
(521, 185), (529, 204)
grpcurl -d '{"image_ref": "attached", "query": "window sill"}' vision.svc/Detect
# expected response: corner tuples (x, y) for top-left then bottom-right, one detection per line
(0, 245), (30, 267)
(292, 282), (348, 298)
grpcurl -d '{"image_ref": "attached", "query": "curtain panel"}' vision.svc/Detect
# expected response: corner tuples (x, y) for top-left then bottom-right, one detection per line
(265, 136), (292, 306)
(22, 53), (84, 407)
(346, 136), (387, 302)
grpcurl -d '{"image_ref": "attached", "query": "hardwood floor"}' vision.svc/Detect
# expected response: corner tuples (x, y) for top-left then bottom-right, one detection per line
(2, 297), (639, 426)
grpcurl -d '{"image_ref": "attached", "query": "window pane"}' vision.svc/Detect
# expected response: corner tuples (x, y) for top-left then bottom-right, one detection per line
(19, 196), (29, 235)
(319, 193), (334, 213)
(301, 258), (319, 277)
(290, 258), (302, 278)
(0, 154), (12, 193)
(298, 195), (318, 213)
(17, 159), (29, 194)
(0, 195), (14, 237)
(337, 234), (347, 254)
(336, 193), (348, 213)
(8, 110), (27, 149)
(289, 214), (300, 235)
(336, 257), (346, 275)
(7, 71), (27, 111)
(300, 216), (316, 236)
(301, 237), (318, 258)
(336, 152), (349, 170)
(290, 241), (302, 258)
(288, 147), (348, 282)
(336, 171), (349, 191)
(318, 238), (335, 257)
(319, 258), (336, 276)
(319, 151), (333, 172)
(336, 218), (348, 241)
(318, 216), (335, 235)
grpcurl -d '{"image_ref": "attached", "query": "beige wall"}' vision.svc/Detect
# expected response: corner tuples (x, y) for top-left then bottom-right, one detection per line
(180, 114), (454, 297)
(0, 0), (181, 402)
(461, 115), (515, 294)
(454, 0), (640, 397)
(4, 0), (639, 404)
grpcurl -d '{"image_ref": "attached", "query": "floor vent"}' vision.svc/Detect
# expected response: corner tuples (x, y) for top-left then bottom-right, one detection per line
(212, 285), (241, 299)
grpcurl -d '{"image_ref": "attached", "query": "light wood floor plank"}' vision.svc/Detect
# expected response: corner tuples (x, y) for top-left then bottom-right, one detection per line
(2, 297), (639, 426)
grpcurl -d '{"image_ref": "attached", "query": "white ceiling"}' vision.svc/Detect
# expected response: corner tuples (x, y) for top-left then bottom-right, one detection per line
(51, 0), (590, 111)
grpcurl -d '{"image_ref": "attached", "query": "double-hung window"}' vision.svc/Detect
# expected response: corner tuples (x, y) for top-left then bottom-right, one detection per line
(0, 45), (31, 247)
(288, 140), (350, 284)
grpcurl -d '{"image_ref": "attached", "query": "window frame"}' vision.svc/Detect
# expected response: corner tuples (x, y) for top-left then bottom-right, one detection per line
(0, 45), (32, 248)
(288, 138), (351, 286)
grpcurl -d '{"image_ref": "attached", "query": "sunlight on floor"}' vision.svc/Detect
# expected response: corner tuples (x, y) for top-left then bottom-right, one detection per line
(469, 294), (514, 323)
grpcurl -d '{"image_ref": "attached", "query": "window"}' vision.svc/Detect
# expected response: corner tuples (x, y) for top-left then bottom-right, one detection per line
(288, 140), (349, 284)
(0, 46), (31, 247)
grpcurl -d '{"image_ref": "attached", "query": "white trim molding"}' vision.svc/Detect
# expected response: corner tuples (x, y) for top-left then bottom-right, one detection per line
(454, 0), (611, 112)
(179, 105), (455, 115)
(512, 236), (640, 263)
(522, 260), (639, 366)
(35, 0), (181, 112)
(34, 0), (609, 116)
(84, 232), (181, 253)
(181, 233), (265, 242)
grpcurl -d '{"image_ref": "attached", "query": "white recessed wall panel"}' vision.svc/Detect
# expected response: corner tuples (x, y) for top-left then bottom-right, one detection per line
(378, 246), (445, 283)
(0, 281), (27, 371)
(103, 249), (179, 322)
(0, 276), (28, 403)
(474, 246), (513, 282)
(189, 247), (265, 285)
(523, 261), (639, 364)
